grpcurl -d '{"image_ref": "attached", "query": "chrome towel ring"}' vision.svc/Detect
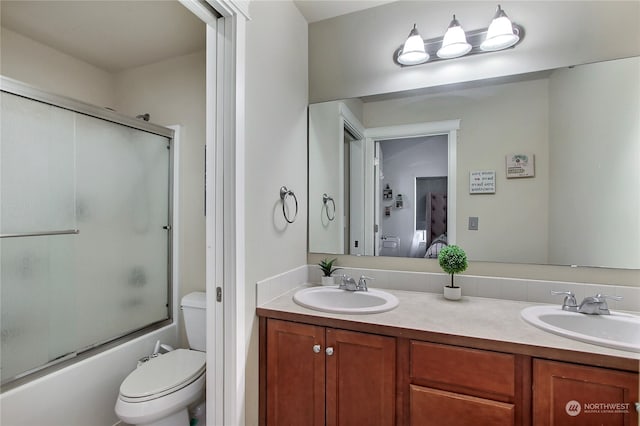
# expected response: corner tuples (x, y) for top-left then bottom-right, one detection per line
(280, 186), (298, 223)
(322, 193), (336, 221)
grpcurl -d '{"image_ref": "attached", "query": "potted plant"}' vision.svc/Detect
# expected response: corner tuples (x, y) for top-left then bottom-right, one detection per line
(438, 245), (468, 300)
(318, 258), (341, 286)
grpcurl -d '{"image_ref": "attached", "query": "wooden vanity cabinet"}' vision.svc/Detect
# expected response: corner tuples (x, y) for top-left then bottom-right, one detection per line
(259, 313), (638, 426)
(263, 318), (396, 426)
(405, 340), (530, 426)
(533, 359), (639, 426)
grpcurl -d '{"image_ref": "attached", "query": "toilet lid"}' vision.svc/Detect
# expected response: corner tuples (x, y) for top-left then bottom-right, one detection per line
(120, 349), (206, 399)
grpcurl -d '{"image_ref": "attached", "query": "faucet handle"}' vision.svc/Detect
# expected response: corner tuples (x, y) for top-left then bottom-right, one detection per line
(594, 293), (622, 302)
(358, 275), (375, 291)
(551, 290), (578, 311)
(339, 274), (357, 291)
(593, 294), (622, 312)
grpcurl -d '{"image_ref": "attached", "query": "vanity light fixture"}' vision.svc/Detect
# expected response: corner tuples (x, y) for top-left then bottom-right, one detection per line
(394, 5), (524, 67)
(480, 5), (520, 51)
(397, 24), (429, 65)
(437, 15), (472, 59)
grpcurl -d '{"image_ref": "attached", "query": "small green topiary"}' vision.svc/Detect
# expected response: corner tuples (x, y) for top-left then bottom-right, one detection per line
(438, 245), (468, 288)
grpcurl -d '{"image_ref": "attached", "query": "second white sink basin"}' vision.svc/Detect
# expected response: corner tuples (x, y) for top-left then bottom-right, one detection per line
(293, 286), (399, 314)
(521, 305), (640, 353)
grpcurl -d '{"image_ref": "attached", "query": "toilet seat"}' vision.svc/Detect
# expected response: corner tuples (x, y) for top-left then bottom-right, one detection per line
(119, 349), (206, 403)
(115, 373), (205, 426)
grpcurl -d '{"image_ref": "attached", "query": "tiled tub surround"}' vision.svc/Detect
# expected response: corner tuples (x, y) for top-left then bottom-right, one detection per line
(257, 265), (640, 313)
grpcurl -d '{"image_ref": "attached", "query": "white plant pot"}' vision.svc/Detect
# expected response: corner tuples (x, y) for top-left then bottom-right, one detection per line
(443, 286), (462, 300)
(321, 276), (335, 286)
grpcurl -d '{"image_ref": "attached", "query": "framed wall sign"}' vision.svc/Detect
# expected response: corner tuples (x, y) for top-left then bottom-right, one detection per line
(469, 170), (496, 194)
(506, 153), (535, 178)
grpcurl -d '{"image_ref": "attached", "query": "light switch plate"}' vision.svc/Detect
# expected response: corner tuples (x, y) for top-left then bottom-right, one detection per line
(469, 216), (479, 230)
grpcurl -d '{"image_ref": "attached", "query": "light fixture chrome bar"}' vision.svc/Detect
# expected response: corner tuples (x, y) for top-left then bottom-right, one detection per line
(394, 24), (524, 67)
(0, 229), (80, 239)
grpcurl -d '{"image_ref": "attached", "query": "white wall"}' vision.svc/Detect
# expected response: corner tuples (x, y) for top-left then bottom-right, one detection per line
(243, 1), (308, 425)
(548, 57), (640, 268)
(309, 1), (640, 102)
(0, 25), (204, 426)
(365, 78), (550, 264)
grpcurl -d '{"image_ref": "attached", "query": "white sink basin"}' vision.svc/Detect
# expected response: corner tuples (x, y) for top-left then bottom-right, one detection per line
(521, 305), (640, 353)
(293, 286), (399, 314)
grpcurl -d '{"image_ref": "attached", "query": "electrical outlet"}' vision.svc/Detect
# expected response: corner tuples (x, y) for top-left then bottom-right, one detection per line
(468, 216), (479, 230)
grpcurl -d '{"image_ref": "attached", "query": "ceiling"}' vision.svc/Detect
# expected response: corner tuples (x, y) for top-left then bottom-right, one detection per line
(0, 0), (394, 72)
(0, 0), (206, 72)
(293, 0), (396, 23)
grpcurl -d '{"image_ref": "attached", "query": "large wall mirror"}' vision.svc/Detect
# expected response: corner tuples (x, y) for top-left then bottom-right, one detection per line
(308, 56), (639, 269)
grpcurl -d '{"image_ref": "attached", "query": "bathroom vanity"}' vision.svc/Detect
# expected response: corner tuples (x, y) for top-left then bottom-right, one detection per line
(257, 288), (639, 426)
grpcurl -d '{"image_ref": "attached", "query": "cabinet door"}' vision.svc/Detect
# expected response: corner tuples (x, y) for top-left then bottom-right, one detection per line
(325, 328), (396, 426)
(533, 359), (639, 426)
(266, 319), (325, 426)
(410, 385), (515, 426)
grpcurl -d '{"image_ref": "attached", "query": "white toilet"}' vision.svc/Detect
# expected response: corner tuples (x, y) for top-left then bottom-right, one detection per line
(115, 292), (206, 426)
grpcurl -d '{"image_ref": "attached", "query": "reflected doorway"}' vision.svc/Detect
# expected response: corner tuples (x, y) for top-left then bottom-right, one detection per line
(375, 135), (448, 257)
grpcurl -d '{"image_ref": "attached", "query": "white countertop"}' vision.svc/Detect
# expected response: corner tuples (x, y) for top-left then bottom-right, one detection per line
(257, 285), (640, 363)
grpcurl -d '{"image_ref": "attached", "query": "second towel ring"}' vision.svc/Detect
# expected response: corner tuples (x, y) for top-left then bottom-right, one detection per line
(280, 186), (298, 223)
(323, 193), (336, 221)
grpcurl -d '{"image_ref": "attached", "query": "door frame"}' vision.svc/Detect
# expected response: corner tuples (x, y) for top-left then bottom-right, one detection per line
(180, 0), (248, 424)
(365, 120), (460, 253)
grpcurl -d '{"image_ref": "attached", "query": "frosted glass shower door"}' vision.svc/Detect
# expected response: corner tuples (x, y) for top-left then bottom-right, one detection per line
(1, 89), (171, 384)
(74, 115), (170, 349)
(1, 92), (78, 381)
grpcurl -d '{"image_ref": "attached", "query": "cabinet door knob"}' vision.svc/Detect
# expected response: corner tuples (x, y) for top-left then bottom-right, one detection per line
(313, 344), (321, 353)
(325, 347), (334, 356)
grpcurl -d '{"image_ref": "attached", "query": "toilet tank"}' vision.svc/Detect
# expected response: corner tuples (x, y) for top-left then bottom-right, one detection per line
(181, 292), (206, 351)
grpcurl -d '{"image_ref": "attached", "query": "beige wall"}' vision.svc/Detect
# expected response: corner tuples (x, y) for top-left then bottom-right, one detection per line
(1, 27), (116, 107)
(308, 101), (344, 253)
(244, 1), (309, 424)
(548, 57), (640, 268)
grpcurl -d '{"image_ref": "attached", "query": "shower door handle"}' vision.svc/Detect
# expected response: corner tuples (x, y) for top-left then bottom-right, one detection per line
(0, 229), (79, 238)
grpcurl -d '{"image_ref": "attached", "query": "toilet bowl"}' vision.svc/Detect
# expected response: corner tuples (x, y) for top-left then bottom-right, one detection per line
(116, 291), (207, 426)
(115, 349), (206, 426)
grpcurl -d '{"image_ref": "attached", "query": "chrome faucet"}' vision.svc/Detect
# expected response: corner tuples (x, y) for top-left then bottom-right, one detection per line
(339, 275), (373, 292)
(552, 291), (622, 315)
(339, 275), (358, 291)
(578, 294), (622, 315)
(357, 275), (374, 292)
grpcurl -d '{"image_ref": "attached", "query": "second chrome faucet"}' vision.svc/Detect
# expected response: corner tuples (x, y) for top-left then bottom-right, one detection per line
(551, 290), (622, 315)
(339, 274), (374, 292)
